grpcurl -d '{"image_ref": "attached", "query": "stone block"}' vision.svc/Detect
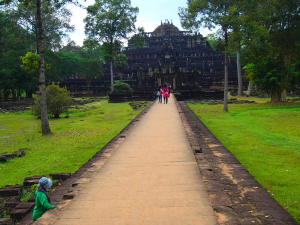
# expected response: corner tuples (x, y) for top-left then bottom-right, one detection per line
(0, 218), (13, 225)
(23, 175), (44, 186)
(63, 193), (74, 200)
(50, 173), (72, 181)
(15, 202), (35, 209)
(4, 201), (19, 208)
(0, 186), (21, 197)
(12, 148), (27, 157)
(10, 208), (31, 221)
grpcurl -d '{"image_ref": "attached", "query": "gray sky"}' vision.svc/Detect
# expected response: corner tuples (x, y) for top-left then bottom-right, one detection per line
(67, 0), (212, 46)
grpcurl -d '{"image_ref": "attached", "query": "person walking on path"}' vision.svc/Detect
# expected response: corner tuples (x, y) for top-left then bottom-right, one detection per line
(163, 86), (170, 104)
(156, 87), (163, 103)
(32, 177), (56, 221)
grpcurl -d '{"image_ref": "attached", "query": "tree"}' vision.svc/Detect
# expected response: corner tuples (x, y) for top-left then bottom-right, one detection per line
(0, 11), (35, 100)
(111, 80), (133, 96)
(15, 0), (74, 49)
(1, 0), (75, 135)
(35, 0), (51, 134)
(84, 0), (138, 92)
(179, 0), (235, 112)
(129, 27), (147, 49)
(238, 0), (300, 102)
(32, 84), (72, 118)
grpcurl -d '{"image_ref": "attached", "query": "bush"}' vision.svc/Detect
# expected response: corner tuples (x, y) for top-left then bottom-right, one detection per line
(32, 84), (72, 118)
(111, 81), (133, 96)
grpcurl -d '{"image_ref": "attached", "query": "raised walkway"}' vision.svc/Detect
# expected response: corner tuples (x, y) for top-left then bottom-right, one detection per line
(39, 96), (217, 225)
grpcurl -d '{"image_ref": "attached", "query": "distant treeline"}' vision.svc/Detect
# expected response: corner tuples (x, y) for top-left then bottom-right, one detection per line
(0, 10), (105, 100)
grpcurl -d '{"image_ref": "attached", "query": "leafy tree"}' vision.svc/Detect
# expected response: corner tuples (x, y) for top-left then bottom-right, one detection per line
(85, 0), (138, 92)
(32, 84), (72, 118)
(238, 0), (300, 102)
(1, 0), (76, 135)
(179, 0), (235, 112)
(15, 0), (74, 49)
(114, 53), (128, 69)
(129, 27), (147, 49)
(111, 80), (133, 96)
(20, 52), (40, 74)
(180, 0), (300, 103)
(56, 42), (105, 83)
(0, 11), (35, 99)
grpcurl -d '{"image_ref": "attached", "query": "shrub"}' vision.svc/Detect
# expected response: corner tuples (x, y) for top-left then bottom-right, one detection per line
(111, 81), (133, 96)
(32, 84), (72, 118)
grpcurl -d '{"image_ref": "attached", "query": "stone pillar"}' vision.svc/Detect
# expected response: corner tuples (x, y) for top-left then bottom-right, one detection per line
(173, 77), (176, 90)
(158, 77), (162, 87)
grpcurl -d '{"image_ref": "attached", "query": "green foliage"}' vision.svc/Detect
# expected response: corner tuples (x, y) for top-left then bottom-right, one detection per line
(20, 52), (40, 74)
(180, 0), (300, 102)
(111, 81), (133, 96)
(21, 184), (37, 202)
(205, 33), (224, 51)
(189, 101), (300, 222)
(85, 0), (138, 91)
(244, 57), (300, 101)
(0, 11), (36, 99)
(33, 84), (72, 118)
(0, 100), (146, 187)
(114, 53), (128, 68)
(14, 0), (74, 49)
(128, 27), (147, 49)
(85, 0), (138, 45)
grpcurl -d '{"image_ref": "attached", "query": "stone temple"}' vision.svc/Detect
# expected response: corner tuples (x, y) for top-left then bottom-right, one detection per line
(114, 21), (237, 96)
(63, 21), (238, 99)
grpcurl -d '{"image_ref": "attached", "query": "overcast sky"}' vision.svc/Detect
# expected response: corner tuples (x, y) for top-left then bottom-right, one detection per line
(66, 0), (212, 46)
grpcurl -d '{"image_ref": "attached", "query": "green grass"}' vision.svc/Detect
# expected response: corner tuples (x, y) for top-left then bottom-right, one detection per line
(0, 100), (147, 187)
(188, 100), (300, 222)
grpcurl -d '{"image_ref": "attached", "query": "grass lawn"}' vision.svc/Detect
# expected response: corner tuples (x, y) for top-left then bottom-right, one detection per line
(0, 100), (147, 188)
(188, 99), (300, 222)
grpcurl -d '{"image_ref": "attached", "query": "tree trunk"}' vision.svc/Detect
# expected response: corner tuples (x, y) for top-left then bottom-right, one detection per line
(271, 91), (282, 103)
(110, 60), (114, 92)
(36, 0), (51, 135)
(236, 50), (242, 96)
(246, 80), (252, 96)
(281, 89), (287, 102)
(223, 28), (229, 112)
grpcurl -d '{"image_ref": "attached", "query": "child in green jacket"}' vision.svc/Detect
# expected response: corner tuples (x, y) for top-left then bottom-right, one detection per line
(32, 177), (56, 220)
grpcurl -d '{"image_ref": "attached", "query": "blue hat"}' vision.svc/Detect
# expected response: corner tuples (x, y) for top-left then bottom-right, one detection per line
(39, 177), (52, 189)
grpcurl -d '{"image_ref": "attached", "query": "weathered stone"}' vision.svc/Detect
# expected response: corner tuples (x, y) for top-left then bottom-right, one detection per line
(1, 154), (13, 159)
(15, 202), (35, 209)
(0, 186), (21, 197)
(10, 208), (31, 221)
(194, 147), (202, 153)
(4, 201), (19, 208)
(0, 218), (13, 225)
(63, 193), (74, 200)
(12, 148), (27, 157)
(23, 175), (44, 186)
(72, 183), (79, 187)
(0, 148), (27, 163)
(50, 173), (72, 181)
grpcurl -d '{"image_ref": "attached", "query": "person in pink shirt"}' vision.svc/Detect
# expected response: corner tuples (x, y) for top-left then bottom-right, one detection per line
(163, 85), (170, 104)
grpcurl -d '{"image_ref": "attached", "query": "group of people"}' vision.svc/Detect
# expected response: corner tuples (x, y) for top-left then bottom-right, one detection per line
(156, 85), (171, 104)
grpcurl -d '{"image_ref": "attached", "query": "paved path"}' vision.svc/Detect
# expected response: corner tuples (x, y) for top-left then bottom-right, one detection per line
(51, 96), (217, 225)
